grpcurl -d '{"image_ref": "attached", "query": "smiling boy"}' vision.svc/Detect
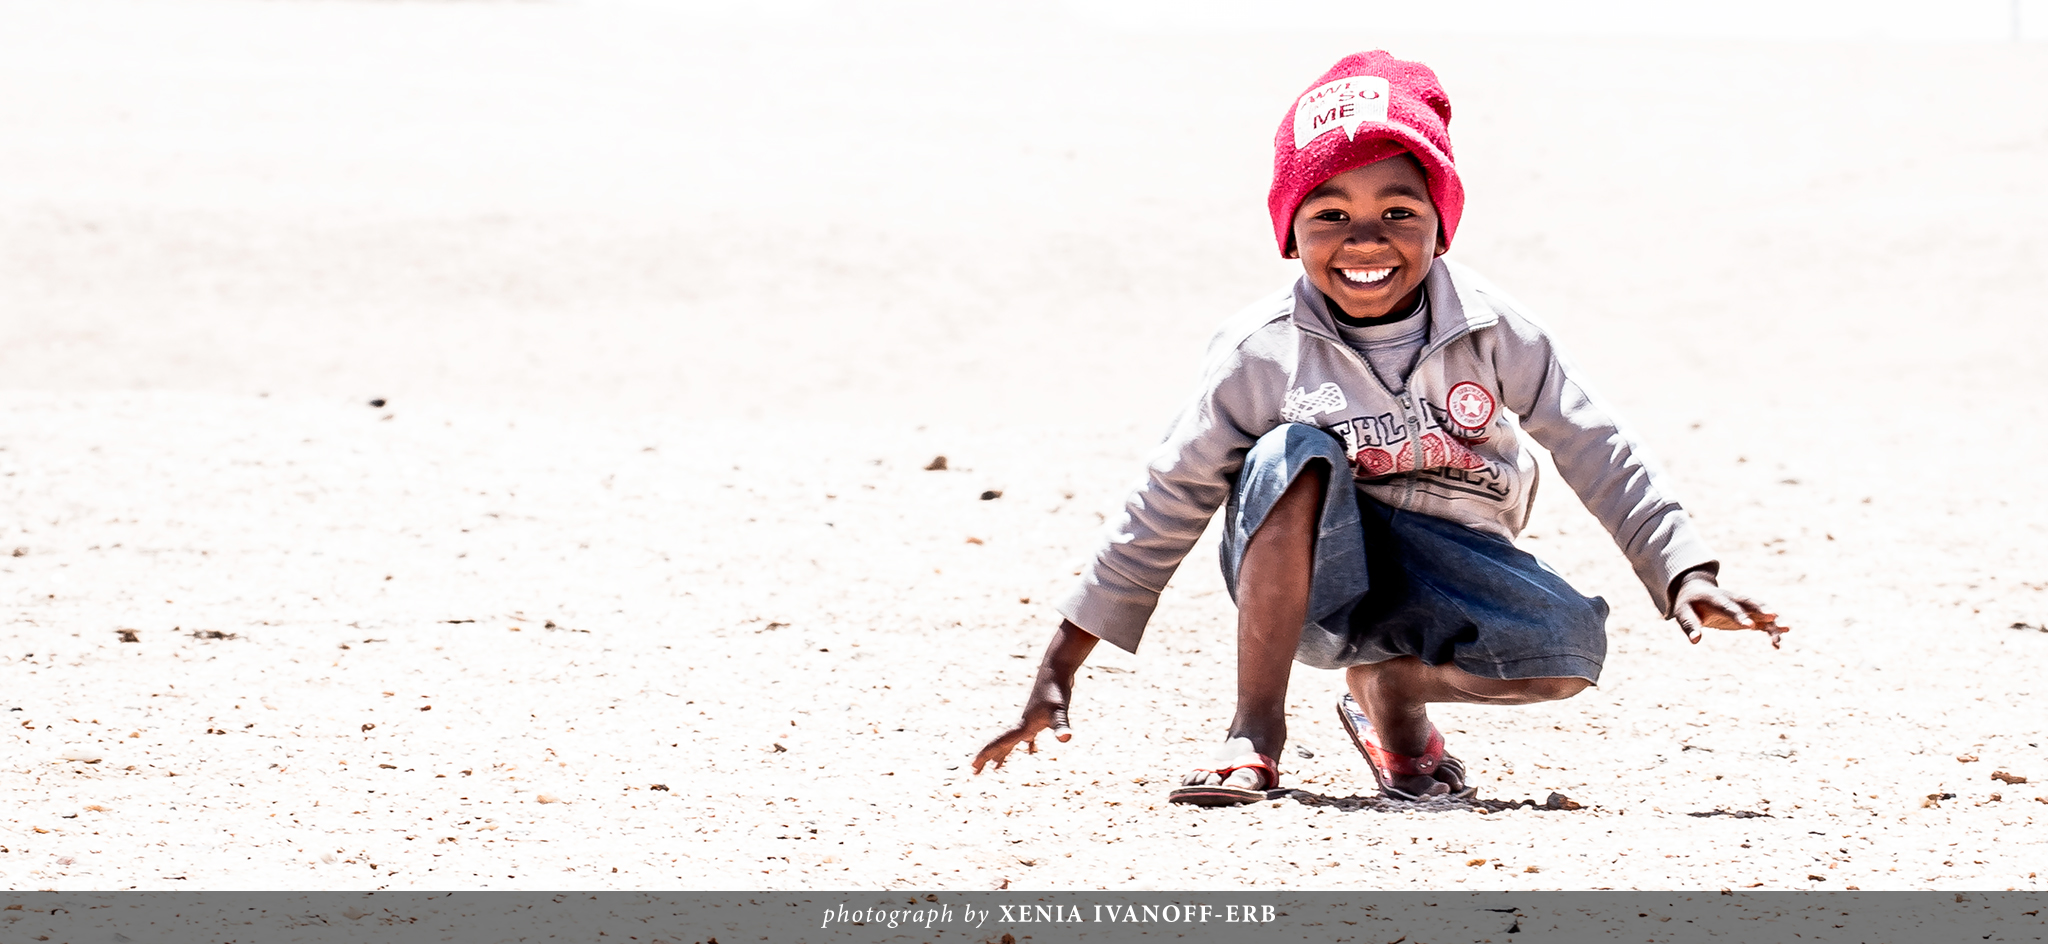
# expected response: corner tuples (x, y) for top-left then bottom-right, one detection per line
(973, 52), (1786, 804)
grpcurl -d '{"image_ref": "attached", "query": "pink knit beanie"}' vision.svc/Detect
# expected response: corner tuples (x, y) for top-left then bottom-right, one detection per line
(1268, 51), (1464, 256)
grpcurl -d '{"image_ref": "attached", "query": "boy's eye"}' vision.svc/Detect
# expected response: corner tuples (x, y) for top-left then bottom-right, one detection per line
(1312, 209), (1349, 223)
(1383, 207), (1416, 221)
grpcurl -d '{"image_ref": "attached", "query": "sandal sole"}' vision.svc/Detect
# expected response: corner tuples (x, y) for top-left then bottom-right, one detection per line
(1167, 785), (1268, 806)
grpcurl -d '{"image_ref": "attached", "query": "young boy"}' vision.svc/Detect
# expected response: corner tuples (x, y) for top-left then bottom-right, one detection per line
(972, 52), (1786, 804)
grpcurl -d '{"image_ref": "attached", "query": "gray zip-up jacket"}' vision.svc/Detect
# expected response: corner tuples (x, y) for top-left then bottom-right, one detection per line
(1056, 258), (1717, 654)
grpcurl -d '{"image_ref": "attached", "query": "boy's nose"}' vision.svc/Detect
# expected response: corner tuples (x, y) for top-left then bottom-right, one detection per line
(1345, 219), (1390, 245)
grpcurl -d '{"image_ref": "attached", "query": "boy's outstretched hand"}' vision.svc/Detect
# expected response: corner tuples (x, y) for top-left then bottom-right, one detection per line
(1672, 568), (1787, 648)
(972, 619), (1098, 773)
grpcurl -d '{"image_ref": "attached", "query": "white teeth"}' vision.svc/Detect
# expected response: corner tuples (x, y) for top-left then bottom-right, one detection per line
(1341, 267), (1393, 284)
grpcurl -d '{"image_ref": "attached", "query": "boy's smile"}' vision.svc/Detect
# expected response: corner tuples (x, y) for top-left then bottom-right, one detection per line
(1289, 154), (1444, 320)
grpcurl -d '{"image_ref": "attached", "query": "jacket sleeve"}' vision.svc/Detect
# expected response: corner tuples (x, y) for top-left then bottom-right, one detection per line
(1490, 307), (1717, 618)
(1053, 344), (1279, 653)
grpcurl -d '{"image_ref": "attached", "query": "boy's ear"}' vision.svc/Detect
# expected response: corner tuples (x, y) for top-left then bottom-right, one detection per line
(1284, 232), (1299, 259)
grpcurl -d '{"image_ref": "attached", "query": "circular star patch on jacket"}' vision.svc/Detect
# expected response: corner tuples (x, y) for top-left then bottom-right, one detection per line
(1445, 381), (1496, 431)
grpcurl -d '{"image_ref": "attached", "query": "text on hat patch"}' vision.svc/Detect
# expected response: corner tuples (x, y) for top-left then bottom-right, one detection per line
(1293, 76), (1391, 150)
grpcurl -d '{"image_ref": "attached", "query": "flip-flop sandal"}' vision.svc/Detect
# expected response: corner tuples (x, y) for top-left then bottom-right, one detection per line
(1166, 753), (1280, 807)
(1337, 693), (1475, 801)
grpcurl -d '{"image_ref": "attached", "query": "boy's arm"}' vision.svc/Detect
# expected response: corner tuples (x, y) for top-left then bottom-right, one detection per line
(1054, 343), (1280, 654)
(973, 620), (1098, 773)
(977, 326), (1283, 768)
(1492, 308), (1773, 637)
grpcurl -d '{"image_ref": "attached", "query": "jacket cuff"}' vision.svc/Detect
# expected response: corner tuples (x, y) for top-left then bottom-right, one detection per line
(1632, 509), (1719, 618)
(1053, 567), (1161, 655)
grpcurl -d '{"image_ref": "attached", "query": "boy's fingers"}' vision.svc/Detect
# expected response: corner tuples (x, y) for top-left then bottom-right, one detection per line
(1717, 592), (1789, 648)
(1695, 595), (1752, 630)
(973, 727), (1029, 771)
(973, 713), (1056, 772)
(1741, 605), (1786, 634)
(1673, 609), (1703, 644)
(1719, 593), (1788, 635)
(971, 739), (1012, 774)
(1728, 592), (1779, 621)
(1722, 603), (1755, 630)
(975, 698), (1075, 772)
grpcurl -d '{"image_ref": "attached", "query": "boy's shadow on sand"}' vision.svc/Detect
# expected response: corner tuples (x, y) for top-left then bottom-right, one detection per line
(1273, 789), (1776, 819)
(1270, 789), (1578, 814)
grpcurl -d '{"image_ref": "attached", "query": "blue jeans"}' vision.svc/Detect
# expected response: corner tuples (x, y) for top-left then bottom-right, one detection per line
(1220, 424), (1608, 680)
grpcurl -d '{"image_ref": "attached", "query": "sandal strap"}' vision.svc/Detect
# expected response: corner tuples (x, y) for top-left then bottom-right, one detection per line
(1363, 726), (1446, 777)
(1191, 753), (1280, 791)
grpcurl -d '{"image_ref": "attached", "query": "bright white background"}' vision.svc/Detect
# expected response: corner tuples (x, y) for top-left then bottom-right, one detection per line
(1061, 0), (2046, 42)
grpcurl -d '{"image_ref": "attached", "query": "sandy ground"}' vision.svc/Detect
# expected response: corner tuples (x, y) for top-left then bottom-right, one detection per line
(4, 0), (2048, 892)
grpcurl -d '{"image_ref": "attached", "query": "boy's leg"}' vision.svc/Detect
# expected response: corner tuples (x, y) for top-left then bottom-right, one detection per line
(1345, 658), (1589, 796)
(1187, 459), (1327, 791)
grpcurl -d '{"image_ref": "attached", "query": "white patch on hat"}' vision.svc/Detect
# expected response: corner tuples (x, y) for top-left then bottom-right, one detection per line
(1292, 75), (1391, 150)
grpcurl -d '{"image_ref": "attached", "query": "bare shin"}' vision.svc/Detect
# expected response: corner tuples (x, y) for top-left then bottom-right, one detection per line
(1227, 460), (1326, 757)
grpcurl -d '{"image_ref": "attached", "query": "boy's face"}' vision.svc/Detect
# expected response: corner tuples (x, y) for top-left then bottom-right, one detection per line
(1289, 154), (1444, 320)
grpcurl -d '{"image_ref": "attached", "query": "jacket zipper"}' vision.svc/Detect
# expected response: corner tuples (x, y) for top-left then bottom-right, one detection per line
(1305, 322), (1471, 511)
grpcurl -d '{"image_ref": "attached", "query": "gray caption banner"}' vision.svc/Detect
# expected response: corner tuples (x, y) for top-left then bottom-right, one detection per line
(1, 890), (2043, 943)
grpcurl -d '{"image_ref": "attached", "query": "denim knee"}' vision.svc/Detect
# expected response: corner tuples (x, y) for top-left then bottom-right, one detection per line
(1222, 424), (1370, 650)
(1241, 424), (1349, 495)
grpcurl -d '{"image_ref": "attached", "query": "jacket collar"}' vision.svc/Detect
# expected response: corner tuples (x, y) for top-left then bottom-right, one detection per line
(1287, 258), (1498, 347)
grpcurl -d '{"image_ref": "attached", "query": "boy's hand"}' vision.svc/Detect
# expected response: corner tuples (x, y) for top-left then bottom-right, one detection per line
(972, 673), (1078, 773)
(972, 620), (1098, 773)
(1672, 568), (1787, 648)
